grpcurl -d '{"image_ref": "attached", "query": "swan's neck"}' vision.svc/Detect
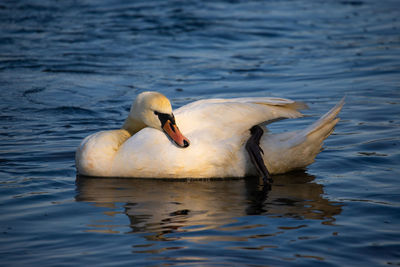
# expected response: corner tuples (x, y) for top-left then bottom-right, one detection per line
(122, 116), (146, 135)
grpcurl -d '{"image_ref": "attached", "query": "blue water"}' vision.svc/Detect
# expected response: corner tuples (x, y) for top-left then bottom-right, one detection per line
(1, 0), (400, 266)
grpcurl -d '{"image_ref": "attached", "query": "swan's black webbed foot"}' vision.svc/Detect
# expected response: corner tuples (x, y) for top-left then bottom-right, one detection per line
(246, 125), (273, 189)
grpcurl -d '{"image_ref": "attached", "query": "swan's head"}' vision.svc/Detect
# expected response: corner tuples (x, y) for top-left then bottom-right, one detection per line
(123, 91), (190, 148)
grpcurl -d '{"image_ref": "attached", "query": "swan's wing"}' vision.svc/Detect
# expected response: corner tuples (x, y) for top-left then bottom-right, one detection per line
(175, 97), (307, 137)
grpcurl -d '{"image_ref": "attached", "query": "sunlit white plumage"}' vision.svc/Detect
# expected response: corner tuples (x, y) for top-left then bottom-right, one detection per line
(76, 92), (343, 178)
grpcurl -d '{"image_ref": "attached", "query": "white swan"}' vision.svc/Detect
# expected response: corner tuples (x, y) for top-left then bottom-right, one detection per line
(76, 92), (343, 179)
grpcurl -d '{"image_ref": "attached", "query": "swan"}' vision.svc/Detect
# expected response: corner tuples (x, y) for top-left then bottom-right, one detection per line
(76, 91), (343, 181)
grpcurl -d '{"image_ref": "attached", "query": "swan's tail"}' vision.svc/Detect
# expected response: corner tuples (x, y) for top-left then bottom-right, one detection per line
(262, 98), (344, 174)
(302, 97), (344, 148)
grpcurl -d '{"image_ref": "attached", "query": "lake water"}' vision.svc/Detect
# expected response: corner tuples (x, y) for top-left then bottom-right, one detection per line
(1, 0), (399, 266)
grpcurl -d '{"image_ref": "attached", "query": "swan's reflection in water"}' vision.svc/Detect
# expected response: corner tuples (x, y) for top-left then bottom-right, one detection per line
(75, 171), (342, 246)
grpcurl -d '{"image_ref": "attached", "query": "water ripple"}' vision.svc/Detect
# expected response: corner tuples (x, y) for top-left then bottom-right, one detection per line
(0, 0), (399, 266)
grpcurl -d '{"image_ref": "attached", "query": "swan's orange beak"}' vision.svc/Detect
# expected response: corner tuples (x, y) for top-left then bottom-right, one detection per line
(162, 120), (190, 148)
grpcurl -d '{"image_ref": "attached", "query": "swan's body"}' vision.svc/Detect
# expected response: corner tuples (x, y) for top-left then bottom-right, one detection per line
(76, 92), (343, 178)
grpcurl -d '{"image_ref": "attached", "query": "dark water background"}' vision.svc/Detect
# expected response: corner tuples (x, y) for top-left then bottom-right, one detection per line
(1, 0), (399, 266)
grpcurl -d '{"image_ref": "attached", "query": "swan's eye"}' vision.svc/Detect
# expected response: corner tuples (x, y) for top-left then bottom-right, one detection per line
(155, 112), (175, 127)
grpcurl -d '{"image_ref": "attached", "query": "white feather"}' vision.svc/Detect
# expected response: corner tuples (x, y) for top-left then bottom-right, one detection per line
(75, 93), (343, 178)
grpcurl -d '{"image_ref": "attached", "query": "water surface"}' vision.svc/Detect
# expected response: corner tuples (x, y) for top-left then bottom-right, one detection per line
(1, 0), (399, 266)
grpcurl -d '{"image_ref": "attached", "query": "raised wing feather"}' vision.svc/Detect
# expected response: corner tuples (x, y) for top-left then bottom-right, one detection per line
(175, 97), (307, 138)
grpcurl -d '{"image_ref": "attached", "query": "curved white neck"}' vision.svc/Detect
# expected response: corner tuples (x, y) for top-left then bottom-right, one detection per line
(122, 116), (146, 134)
